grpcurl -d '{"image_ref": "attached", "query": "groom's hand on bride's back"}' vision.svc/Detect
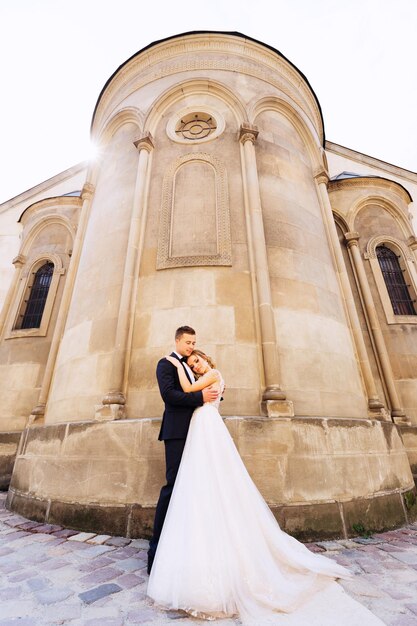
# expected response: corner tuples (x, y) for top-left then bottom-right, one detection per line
(202, 386), (219, 403)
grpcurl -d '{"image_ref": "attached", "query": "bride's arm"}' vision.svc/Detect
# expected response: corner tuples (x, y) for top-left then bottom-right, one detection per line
(165, 356), (218, 392)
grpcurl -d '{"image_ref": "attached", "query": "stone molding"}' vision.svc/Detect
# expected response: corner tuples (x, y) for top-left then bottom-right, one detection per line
(96, 107), (144, 146)
(110, 59), (319, 136)
(5, 252), (67, 339)
(314, 170), (329, 186)
(157, 152), (232, 269)
(143, 78), (247, 137)
(249, 95), (324, 170)
(20, 253), (65, 280)
(364, 235), (417, 326)
(80, 182), (95, 201)
(93, 35), (322, 141)
(325, 140), (417, 186)
(407, 235), (417, 251)
(365, 235), (415, 262)
(133, 132), (154, 152)
(166, 106), (225, 145)
(19, 214), (76, 259)
(344, 231), (360, 247)
(343, 195), (414, 239)
(239, 124), (259, 144)
(0, 163), (87, 213)
(19, 197), (82, 226)
(328, 176), (412, 206)
(12, 254), (26, 268)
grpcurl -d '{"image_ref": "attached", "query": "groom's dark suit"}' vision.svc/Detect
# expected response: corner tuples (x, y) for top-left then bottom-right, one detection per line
(148, 352), (203, 572)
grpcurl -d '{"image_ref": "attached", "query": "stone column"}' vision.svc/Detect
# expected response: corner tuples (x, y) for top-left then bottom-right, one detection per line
(29, 182), (96, 423)
(315, 173), (386, 418)
(97, 133), (154, 420)
(239, 124), (293, 417)
(345, 232), (409, 425)
(0, 254), (26, 340)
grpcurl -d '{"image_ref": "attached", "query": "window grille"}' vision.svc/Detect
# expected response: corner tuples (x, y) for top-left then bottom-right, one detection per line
(376, 246), (416, 315)
(20, 262), (54, 328)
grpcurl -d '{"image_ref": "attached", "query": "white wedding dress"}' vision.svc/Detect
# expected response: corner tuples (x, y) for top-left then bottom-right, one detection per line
(147, 372), (385, 625)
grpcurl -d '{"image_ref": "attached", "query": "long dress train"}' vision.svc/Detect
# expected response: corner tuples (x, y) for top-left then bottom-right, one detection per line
(147, 373), (385, 625)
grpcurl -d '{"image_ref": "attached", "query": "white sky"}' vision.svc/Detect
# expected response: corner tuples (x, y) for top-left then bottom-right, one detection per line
(0, 0), (416, 204)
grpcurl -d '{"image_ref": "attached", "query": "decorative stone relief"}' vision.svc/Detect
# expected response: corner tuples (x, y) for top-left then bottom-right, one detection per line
(365, 235), (415, 262)
(94, 36), (322, 137)
(157, 152), (232, 269)
(166, 108), (225, 144)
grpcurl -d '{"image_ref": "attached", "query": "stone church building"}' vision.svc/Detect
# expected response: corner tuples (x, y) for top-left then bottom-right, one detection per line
(0, 31), (416, 539)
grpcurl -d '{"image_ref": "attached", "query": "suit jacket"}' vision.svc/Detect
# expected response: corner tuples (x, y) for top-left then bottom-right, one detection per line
(157, 352), (204, 441)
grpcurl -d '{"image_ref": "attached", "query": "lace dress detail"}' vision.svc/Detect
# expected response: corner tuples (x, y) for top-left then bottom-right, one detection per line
(206, 369), (224, 410)
(147, 370), (384, 625)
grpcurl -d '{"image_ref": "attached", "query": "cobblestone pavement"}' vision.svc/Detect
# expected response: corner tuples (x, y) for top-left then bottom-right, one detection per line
(1, 492), (417, 625)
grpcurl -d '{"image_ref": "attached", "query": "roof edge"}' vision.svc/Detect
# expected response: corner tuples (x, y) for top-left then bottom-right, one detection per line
(91, 30), (324, 144)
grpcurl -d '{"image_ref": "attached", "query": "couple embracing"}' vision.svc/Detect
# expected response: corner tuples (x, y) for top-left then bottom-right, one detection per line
(146, 326), (384, 625)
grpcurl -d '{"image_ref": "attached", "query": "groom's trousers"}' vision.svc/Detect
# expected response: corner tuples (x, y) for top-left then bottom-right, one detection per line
(148, 438), (186, 562)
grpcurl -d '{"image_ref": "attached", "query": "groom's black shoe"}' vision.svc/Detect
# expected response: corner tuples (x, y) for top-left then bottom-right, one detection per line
(147, 550), (154, 575)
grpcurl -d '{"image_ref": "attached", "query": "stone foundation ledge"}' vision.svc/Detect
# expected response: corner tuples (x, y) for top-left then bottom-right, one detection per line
(398, 424), (417, 487)
(6, 415), (416, 540)
(6, 484), (417, 542)
(1, 487), (416, 552)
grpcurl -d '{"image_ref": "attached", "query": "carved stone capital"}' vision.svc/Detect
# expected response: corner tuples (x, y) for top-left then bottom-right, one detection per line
(12, 254), (26, 268)
(133, 132), (154, 152)
(239, 124), (259, 145)
(407, 235), (417, 251)
(314, 170), (329, 186)
(81, 182), (95, 201)
(345, 231), (360, 248)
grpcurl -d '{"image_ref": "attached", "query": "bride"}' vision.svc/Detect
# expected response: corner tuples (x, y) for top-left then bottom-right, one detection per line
(147, 350), (384, 625)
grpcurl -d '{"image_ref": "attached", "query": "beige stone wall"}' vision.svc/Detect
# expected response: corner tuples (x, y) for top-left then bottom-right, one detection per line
(355, 208), (417, 423)
(329, 180), (417, 424)
(326, 142), (417, 226)
(12, 416), (414, 505)
(0, 200), (79, 432)
(45, 125), (139, 423)
(127, 89), (260, 418)
(4, 32), (416, 536)
(0, 213), (20, 317)
(0, 164), (86, 315)
(255, 110), (367, 418)
(8, 415), (415, 538)
(335, 222), (387, 408)
(42, 33), (406, 426)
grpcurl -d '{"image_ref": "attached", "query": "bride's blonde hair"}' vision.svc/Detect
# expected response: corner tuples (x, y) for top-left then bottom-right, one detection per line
(189, 349), (216, 377)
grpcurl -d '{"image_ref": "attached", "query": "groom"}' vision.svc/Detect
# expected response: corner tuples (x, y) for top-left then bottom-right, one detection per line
(147, 325), (219, 574)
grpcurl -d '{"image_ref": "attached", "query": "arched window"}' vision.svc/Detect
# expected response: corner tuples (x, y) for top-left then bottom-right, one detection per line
(18, 261), (54, 329)
(376, 246), (416, 316)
